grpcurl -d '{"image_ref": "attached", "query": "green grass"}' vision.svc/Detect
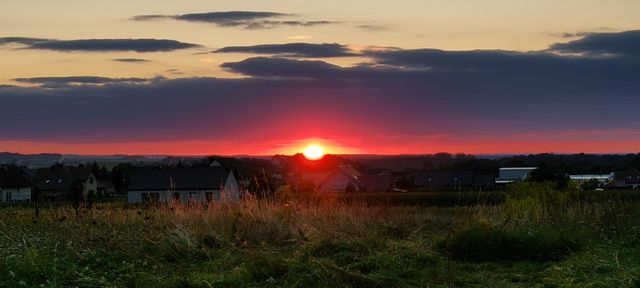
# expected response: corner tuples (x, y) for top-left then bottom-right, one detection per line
(1, 191), (640, 287)
(438, 224), (584, 261)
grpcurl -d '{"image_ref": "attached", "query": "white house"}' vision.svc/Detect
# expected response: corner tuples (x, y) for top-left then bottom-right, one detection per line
(127, 167), (240, 204)
(72, 169), (98, 200)
(0, 166), (33, 202)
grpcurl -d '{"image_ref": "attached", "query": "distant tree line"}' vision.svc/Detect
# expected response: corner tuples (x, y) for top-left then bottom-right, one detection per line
(347, 153), (640, 175)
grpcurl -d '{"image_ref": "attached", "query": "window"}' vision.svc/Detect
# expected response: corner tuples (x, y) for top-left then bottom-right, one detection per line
(205, 192), (214, 202)
(172, 192), (181, 202)
(89, 176), (94, 184)
(5, 192), (12, 202)
(189, 192), (197, 201)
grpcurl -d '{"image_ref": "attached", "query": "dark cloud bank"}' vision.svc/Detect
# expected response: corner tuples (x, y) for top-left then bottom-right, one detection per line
(549, 30), (640, 56)
(1, 30), (639, 143)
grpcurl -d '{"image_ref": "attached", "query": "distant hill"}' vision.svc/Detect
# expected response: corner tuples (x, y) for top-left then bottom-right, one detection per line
(0, 152), (166, 168)
(0, 152), (63, 168)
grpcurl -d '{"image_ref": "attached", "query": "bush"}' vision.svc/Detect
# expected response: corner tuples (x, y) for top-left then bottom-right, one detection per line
(580, 179), (602, 190)
(438, 223), (583, 262)
(506, 181), (579, 207)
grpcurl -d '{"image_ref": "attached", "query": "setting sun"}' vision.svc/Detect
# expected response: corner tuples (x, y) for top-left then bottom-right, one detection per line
(303, 145), (325, 160)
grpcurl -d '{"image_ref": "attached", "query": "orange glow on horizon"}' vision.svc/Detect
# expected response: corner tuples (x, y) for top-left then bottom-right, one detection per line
(303, 145), (325, 160)
(267, 138), (365, 156)
(2, 129), (640, 156)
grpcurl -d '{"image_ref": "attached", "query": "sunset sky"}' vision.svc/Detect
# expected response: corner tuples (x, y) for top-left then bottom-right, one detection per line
(1, 0), (639, 155)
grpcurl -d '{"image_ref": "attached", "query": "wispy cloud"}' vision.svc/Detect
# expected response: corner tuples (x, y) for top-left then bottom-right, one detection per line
(132, 11), (286, 24)
(548, 32), (592, 38)
(356, 24), (389, 31)
(112, 58), (151, 63)
(287, 35), (313, 40)
(13, 76), (155, 88)
(214, 43), (359, 58)
(131, 11), (337, 29)
(0, 37), (199, 52)
(548, 27), (615, 38)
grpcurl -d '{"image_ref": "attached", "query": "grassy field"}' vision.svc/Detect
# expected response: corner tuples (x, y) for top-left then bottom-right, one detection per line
(1, 189), (640, 287)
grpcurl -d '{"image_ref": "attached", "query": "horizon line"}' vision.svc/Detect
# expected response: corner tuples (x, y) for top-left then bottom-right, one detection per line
(2, 150), (640, 158)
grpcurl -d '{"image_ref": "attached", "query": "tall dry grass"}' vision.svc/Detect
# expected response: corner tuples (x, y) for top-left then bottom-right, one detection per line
(1, 191), (639, 287)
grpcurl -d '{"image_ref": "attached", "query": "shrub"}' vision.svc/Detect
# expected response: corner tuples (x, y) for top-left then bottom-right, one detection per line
(580, 178), (602, 190)
(506, 181), (579, 207)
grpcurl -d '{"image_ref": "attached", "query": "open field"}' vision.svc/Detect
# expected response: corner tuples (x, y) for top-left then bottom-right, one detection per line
(1, 190), (640, 287)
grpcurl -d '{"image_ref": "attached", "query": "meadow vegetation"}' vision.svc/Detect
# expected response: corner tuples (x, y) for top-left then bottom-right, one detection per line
(1, 186), (640, 287)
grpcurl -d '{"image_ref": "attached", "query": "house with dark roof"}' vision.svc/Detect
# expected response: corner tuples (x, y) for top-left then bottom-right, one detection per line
(318, 165), (362, 192)
(607, 167), (640, 189)
(473, 174), (497, 190)
(127, 167), (240, 203)
(292, 165), (396, 193)
(97, 179), (116, 196)
(32, 165), (97, 201)
(414, 171), (474, 190)
(414, 170), (495, 190)
(0, 165), (33, 202)
(357, 174), (393, 192)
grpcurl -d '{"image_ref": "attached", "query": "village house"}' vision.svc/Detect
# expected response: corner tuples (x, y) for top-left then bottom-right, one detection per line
(32, 165), (98, 201)
(0, 166), (33, 202)
(414, 170), (495, 190)
(607, 167), (640, 189)
(357, 174), (394, 192)
(317, 165), (362, 192)
(298, 172), (331, 189)
(97, 179), (117, 196)
(127, 167), (240, 203)
(414, 170), (473, 190)
(294, 165), (396, 193)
